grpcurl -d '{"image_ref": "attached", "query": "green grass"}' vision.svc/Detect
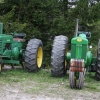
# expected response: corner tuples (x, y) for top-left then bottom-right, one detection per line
(0, 68), (67, 83)
(84, 72), (100, 91)
(0, 68), (100, 94)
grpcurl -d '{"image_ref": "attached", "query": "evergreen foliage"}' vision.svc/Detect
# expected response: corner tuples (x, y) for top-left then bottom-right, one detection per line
(0, 0), (100, 67)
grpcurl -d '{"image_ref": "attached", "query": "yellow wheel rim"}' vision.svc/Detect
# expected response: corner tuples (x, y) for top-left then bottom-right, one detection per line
(65, 60), (67, 68)
(64, 47), (68, 69)
(37, 47), (43, 68)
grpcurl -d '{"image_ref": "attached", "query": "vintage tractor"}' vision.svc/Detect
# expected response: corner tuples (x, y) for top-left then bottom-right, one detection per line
(51, 19), (100, 89)
(0, 22), (43, 73)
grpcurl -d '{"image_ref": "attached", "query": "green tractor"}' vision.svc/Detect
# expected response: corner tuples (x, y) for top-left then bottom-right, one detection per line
(0, 22), (43, 73)
(51, 19), (100, 89)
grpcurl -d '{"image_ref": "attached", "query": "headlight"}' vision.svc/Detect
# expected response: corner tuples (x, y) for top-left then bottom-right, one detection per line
(77, 38), (82, 42)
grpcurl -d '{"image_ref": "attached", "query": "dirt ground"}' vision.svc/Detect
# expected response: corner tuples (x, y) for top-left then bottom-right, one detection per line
(1, 82), (100, 100)
(0, 66), (100, 100)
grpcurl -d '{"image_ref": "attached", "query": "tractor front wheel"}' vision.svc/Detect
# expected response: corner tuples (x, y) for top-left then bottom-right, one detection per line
(77, 72), (84, 89)
(69, 70), (76, 88)
(69, 71), (85, 89)
(25, 38), (43, 72)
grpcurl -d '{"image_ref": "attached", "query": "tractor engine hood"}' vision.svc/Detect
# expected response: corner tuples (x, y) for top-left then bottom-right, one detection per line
(0, 34), (13, 43)
(71, 34), (88, 45)
(71, 34), (88, 62)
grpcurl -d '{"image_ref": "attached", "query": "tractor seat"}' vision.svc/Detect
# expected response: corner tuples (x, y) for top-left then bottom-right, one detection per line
(13, 38), (25, 42)
(13, 33), (26, 42)
(78, 31), (91, 40)
(13, 33), (26, 39)
(84, 32), (91, 40)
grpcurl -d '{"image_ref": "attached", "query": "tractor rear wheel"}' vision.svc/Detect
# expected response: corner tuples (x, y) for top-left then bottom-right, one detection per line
(51, 35), (68, 77)
(25, 38), (43, 72)
(96, 40), (100, 80)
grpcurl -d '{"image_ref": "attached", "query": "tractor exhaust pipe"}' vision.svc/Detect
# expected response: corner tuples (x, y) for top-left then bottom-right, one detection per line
(75, 18), (79, 37)
(0, 22), (3, 34)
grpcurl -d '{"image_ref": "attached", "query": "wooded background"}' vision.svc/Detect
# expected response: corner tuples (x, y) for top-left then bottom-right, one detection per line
(0, 0), (100, 67)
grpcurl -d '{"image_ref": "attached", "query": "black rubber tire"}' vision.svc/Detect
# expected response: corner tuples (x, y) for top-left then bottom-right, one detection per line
(69, 70), (76, 88)
(77, 72), (84, 89)
(96, 40), (100, 80)
(25, 38), (43, 72)
(51, 35), (68, 77)
(69, 71), (85, 89)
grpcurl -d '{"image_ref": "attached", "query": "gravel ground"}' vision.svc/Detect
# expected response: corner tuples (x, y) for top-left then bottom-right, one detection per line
(0, 82), (100, 100)
(0, 66), (100, 100)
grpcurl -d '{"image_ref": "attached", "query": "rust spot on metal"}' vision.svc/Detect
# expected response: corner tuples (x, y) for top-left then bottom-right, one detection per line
(70, 59), (84, 72)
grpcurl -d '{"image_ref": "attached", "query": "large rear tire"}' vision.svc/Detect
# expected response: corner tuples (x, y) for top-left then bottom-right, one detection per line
(25, 38), (43, 72)
(51, 35), (68, 77)
(96, 40), (100, 80)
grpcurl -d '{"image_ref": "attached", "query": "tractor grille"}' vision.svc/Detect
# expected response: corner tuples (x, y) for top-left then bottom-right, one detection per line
(70, 59), (84, 72)
(71, 44), (87, 60)
(0, 39), (2, 53)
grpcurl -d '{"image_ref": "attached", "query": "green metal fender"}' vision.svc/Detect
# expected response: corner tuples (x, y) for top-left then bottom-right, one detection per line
(86, 51), (93, 66)
(66, 52), (71, 61)
(12, 47), (20, 60)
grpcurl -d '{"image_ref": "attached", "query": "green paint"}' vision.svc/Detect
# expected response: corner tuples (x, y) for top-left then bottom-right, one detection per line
(0, 23), (3, 34)
(12, 40), (23, 49)
(0, 22), (25, 65)
(66, 33), (93, 68)
(86, 51), (93, 66)
(12, 47), (19, 60)
(3, 50), (12, 58)
(2, 59), (20, 64)
(66, 52), (71, 61)
(0, 34), (13, 54)
(71, 34), (88, 62)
